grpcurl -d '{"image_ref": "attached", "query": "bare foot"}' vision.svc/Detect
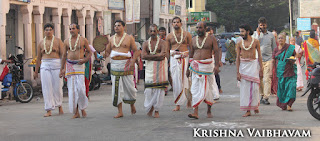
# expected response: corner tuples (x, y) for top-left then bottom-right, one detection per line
(187, 101), (192, 108)
(154, 111), (160, 118)
(81, 110), (87, 118)
(254, 109), (259, 114)
(131, 105), (136, 115)
(147, 107), (154, 117)
(242, 111), (251, 117)
(207, 112), (213, 118)
(44, 111), (52, 117)
(114, 113), (123, 118)
(59, 107), (64, 115)
(287, 106), (293, 111)
(188, 113), (199, 119)
(173, 106), (180, 111)
(72, 113), (80, 119)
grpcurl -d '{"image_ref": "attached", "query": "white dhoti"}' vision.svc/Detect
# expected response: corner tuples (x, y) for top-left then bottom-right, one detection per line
(190, 58), (218, 108)
(170, 50), (189, 105)
(144, 58), (169, 112)
(40, 59), (63, 111)
(66, 60), (88, 113)
(295, 45), (304, 89)
(110, 51), (137, 107)
(239, 58), (260, 111)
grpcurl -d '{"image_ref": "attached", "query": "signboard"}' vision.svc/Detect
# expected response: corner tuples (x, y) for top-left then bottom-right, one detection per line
(161, 0), (166, 13)
(133, 0), (140, 23)
(169, 0), (175, 15)
(300, 0), (320, 18)
(297, 18), (311, 31)
(108, 0), (124, 10)
(126, 0), (140, 24)
(175, 5), (181, 15)
(187, 12), (211, 23)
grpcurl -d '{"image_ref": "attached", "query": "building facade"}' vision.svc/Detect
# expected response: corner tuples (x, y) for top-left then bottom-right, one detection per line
(0, 0), (123, 81)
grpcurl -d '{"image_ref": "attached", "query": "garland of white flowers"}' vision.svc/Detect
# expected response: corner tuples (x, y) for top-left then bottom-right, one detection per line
(196, 33), (208, 49)
(114, 33), (127, 47)
(43, 35), (55, 54)
(69, 34), (80, 52)
(148, 36), (160, 55)
(173, 27), (183, 44)
(242, 38), (254, 50)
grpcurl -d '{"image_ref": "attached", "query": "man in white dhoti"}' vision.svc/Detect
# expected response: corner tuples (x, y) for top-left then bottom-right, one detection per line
(34, 23), (64, 117)
(187, 22), (220, 119)
(60, 23), (92, 118)
(289, 38), (304, 91)
(105, 20), (140, 118)
(236, 24), (263, 117)
(166, 17), (193, 111)
(141, 24), (168, 118)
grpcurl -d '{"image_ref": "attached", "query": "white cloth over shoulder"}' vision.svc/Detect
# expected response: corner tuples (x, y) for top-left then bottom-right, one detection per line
(40, 59), (63, 111)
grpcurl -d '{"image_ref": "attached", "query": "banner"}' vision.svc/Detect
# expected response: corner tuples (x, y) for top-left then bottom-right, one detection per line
(109, 0), (124, 10)
(187, 12), (210, 23)
(161, 0), (166, 13)
(133, 0), (140, 23)
(169, 0), (175, 15)
(297, 18), (311, 31)
(125, 0), (133, 24)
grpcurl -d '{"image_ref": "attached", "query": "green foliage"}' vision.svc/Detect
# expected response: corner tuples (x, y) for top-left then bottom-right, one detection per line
(206, 0), (289, 32)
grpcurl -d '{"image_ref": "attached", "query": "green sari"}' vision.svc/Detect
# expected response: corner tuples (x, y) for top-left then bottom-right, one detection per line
(275, 44), (297, 107)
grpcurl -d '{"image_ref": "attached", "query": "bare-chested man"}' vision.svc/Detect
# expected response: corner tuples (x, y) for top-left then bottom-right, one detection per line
(105, 20), (140, 118)
(34, 23), (64, 117)
(142, 24), (168, 118)
(236, 24), (263, 117)
(187, 22), (220, 119)
(59, 23), (92, 119)
(166, 17), (192, 111)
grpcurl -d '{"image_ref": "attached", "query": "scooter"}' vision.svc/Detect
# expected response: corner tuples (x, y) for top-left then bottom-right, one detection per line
(301, 62), (320, 120)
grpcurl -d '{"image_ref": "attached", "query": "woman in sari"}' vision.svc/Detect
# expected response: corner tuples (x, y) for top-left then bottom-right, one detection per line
(273, 33), (297, 111)
(225, 37), (236, 65)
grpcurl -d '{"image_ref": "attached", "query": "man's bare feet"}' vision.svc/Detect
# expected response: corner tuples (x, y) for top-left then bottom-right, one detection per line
(81, 110), (87, 118)
(287, 106), (293, 111)
(188, 113), (199, 119)
(131, 104), (136, 115)
(59, 107), (64, 115)
(114, 113), (123, 118)
(44, 111), (52, 117)
(147, 107), (154, 117)
(173, 105), (180, 111)
(207, 112), (213, 118)
(72, 113), (80, 119)
(219, 89), (223, 93)
(154, 111), (160, 118)
(242, 111), (251, 117)
(254, 109), (259, 114)
(187, 101), (192, 108)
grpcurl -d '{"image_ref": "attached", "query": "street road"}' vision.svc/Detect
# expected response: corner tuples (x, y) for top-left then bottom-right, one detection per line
(0, 65), (319, 141)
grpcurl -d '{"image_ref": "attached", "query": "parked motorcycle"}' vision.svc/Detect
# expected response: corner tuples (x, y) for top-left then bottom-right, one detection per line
(1, 46), (34, 103)
(301, 62), (320, 120)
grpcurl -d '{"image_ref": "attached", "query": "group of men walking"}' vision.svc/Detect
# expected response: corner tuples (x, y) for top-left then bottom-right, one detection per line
(36, 16), (298, 119)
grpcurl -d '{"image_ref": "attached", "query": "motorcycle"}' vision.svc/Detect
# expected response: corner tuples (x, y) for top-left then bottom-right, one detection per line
(301, 62), (320, 120)
(89, 54), (104, 91)
(1, 46), (34, 103)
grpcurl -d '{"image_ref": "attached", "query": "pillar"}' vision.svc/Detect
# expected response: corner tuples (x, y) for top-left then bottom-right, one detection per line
(33, 6), (44, 53)
(21, 5), (33, 81)
(77, 10), (86, 37)
(52, 8), (62, 38)
(86, 10), (94, 45)
(62, 8), (72, 40)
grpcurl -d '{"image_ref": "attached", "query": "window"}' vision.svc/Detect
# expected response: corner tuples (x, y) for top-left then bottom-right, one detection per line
(189, 0), (193, 8)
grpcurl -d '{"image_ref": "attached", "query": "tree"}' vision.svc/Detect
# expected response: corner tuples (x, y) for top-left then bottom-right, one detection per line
(206, 0), (289, 32)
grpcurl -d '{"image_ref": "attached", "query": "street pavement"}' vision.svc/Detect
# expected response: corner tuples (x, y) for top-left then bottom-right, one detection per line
(0, 64), (320, 141)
